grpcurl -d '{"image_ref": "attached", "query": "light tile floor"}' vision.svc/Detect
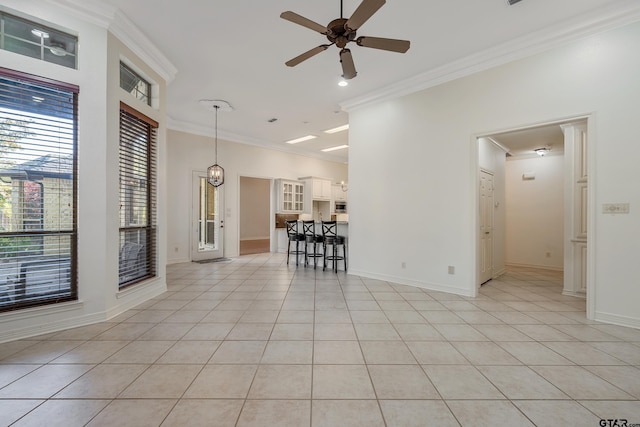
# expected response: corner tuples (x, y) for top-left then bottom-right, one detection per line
(1, 253), (639, 426)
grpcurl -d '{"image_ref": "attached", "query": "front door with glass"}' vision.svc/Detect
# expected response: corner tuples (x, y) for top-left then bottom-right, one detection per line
(192, 172), (224, 261)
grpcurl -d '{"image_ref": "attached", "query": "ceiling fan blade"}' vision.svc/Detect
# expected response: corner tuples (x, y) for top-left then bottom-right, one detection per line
(285, 45), (330, 67)
(345, 0), (386, 31)
(356, 36), (410, 53)
(280, 11), (327, 34)
(340, 49), (357, 79)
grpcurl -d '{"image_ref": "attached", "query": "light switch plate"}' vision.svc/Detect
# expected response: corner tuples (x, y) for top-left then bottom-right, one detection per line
(602, 203), (630, 214)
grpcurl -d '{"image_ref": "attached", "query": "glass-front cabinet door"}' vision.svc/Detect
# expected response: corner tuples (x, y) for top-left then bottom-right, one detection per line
(277, 179), (304, 213)
(293, 182), (304, 211)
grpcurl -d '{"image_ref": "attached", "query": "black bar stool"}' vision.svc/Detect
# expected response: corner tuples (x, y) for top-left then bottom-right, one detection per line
(321, 221), (347, 272)
(303, 220), (324, 269)
(285, 220), (305, 266)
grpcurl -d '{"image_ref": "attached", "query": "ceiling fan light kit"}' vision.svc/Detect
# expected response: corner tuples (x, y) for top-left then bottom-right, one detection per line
(281, 0), (410, 80)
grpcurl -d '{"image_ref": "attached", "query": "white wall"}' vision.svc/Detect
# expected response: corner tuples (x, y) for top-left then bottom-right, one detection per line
(478, 138), (507, 278)
(0, 2), (168, 341)
(348, 22), (640, 328)
(166, 130), (347, 264)
(505, 154), (564, 270)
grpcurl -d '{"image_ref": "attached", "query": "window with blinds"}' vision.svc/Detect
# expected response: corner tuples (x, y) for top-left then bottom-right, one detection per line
(0, 68), (78, 312)
(119, 103), (157, 288)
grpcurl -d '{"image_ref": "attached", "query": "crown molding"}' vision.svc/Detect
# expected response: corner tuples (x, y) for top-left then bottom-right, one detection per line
(108, 10), (177, 83)
(341, 0), (640, 112)
(45, 0), (177, 83)
(44, 0), (113, 28)
(486, 137), (510, 154)
(167, 117), (347, 164)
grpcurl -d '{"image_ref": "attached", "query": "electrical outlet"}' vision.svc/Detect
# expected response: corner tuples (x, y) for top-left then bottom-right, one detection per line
(448, 266), (455, 275)
(174, 247), (178, 252)
(401, 262), (406, 269)
(546, 252), (551, 258)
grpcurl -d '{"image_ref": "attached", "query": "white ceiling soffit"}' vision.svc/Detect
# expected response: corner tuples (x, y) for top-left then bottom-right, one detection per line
(341, 0), (640, 112)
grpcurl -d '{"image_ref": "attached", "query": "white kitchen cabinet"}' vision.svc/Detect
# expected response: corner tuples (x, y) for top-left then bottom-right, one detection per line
(276, 179), (304, 213)
(332, 184), (348, 202)
(300, 177), (331, 200)
(299, 177), (331, 217)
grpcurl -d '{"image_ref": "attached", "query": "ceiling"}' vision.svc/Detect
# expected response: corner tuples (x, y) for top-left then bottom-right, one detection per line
(490, 124), (566, 158)
(95, 0), (623, 163)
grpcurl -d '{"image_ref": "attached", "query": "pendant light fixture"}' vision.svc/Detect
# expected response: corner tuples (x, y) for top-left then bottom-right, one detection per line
(199, 99), (233, 187)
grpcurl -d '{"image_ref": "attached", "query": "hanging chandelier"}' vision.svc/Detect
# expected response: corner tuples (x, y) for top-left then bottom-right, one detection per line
(199, 99), (233, 187)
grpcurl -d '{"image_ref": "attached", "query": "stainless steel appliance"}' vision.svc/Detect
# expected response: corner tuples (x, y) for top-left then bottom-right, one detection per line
(335, 201), (347, 213)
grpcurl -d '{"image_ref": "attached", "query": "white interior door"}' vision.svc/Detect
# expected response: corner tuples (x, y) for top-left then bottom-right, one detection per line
(479, 170), (494, 285)
(191, 171), (224, 261)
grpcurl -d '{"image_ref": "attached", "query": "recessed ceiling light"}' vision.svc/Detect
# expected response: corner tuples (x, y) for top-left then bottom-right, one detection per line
(31, 29), (49, 39)
(338, 79), (348, 87)
(324, 124), (349, 134)
(285, 135), (316, 144)
(321, 145), (349, 152)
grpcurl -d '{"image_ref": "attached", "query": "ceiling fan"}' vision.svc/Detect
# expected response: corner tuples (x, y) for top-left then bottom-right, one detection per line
(280, 0), (410, 80)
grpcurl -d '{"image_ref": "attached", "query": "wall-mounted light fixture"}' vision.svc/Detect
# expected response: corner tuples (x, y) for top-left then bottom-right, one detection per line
(534, 147), (550, 156)
(340, 180), (348, 192)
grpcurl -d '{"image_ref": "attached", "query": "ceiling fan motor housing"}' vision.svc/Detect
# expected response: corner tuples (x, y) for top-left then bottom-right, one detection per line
(327, 18), (356, 48)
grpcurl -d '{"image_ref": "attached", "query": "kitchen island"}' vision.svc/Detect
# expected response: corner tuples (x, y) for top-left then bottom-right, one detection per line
(274, 219), (348, 271)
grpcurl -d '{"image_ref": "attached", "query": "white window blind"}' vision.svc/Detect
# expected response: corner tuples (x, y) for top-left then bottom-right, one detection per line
(119, 103), (157, 288)
(0, 68), (78, 312)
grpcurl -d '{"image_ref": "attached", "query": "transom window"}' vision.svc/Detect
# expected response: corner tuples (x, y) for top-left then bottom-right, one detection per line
(0, 12), (78, 69)
(119, 62), (151, 106)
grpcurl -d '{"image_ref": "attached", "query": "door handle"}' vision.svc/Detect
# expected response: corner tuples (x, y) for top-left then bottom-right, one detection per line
(485, 231), (490, 234)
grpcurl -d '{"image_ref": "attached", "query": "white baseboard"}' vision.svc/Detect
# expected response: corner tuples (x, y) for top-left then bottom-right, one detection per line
(347, 269), (475, 298)
(0, 305), (105, 344)
(562, 289), (586, 299)
(594, 311), (640, 330)
(0, 280), (167, 343)
(167, 257), (190, 265)
(493, 267), (507, 278)
(505, 262), (564, 272)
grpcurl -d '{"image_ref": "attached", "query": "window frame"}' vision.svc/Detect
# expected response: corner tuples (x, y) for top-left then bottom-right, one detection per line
(119, 62), (151, 106)
(118, 102), (157, 289)
(0, 67), (78, 313)
(0, 11), (78, 69)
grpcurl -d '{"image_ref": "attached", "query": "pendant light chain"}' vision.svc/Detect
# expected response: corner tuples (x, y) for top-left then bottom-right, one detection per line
(214, 105), (219, 164)
(201, 99), (229, 187)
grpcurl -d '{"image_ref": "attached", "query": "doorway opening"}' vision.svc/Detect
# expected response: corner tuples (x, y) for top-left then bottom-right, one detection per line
(239, 176), (271, 255)
(477, 118), (588, 302)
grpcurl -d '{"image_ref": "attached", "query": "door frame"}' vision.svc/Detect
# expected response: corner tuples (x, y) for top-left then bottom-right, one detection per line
(190, 170), (224, 261)
(472, 114), (595, 319)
